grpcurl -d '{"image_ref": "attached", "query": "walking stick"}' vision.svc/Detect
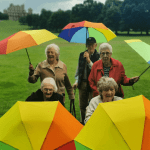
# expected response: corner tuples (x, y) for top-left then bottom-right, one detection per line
(70, 89), (76, 118)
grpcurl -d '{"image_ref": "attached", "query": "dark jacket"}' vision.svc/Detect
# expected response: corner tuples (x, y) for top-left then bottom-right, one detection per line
(26, 89), (64, 106)
(78, 49), (100, 91)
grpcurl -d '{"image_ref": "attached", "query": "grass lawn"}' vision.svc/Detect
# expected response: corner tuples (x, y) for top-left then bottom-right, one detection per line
(0, 20), (150, 122)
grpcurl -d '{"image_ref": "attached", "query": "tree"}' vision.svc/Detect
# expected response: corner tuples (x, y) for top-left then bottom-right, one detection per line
(26, 14), (33, 27)
(39, 9), (52, 29)
(131, 3), (150, 34)
(120, 4), (136, 34)
(103, 6), (121, 34)
(0, 12), (8, 20)
(32, 14), (40, 29)
(47, 9), (71, 32)
(19, 16), (27, 25)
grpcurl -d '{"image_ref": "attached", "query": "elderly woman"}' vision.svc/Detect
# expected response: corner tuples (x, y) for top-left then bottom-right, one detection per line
(88, 43), (139, 98)
(84, 76), (122, 124)
(28, 43), (75, 102)
(26, 77), (64, 105)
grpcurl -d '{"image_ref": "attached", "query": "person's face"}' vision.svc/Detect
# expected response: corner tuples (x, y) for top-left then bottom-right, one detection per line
(47, 47), (58, 62)
(100, 49), (112, 64)
(86, 43), (97, 53)
(42, 83), (54, 100)
(102, 86), (115, 102)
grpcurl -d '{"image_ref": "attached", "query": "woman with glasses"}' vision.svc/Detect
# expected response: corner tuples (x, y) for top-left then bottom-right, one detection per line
(88, 43), (139, 98)
(26, 77), (64, 106)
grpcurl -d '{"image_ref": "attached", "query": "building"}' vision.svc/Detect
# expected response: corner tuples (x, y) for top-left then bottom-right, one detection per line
(3, 4), (32, 21)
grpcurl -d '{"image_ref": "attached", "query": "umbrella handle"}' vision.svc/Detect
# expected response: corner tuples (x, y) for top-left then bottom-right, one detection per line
(25, 48), (31, 64)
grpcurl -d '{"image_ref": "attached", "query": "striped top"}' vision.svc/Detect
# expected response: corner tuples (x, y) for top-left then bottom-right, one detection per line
(104, 66), (110, 76)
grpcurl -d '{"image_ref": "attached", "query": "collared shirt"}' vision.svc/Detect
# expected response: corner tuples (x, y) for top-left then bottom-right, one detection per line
(28, 60), (75, 100)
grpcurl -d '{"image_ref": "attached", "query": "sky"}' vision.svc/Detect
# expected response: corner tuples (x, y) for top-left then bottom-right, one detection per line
(0, 0), (106, 14)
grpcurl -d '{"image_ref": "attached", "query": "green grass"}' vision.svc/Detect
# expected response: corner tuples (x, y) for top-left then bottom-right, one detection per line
(0, 20), (150, 121)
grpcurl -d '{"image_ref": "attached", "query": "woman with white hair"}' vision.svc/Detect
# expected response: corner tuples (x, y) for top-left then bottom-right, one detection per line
(88, 43), (139, 98)
(26, 77), (64, 105)
(28, 43), (75, 102)
(84, 76), (122, 124)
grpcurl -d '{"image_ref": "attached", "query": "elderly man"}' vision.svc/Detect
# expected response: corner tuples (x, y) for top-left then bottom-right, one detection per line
(26, 77), (64, 106)
(88, 43), (139, 98)
(73, 37), (100, 124)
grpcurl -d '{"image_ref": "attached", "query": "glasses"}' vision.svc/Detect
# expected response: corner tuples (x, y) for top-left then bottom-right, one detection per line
(101, 52), (111, 56)
(43, 88), (53, 92)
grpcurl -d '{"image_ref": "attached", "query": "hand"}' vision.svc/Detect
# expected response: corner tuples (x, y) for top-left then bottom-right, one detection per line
(130, 76), (139, 84)
(29, 64), (34, 71)
(84, 51), (91, 63)
(72, 83), (78, 90)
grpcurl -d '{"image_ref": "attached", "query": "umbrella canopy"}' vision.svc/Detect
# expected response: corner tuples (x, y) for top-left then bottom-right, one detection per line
(73, 95), (150, 150)
(58, 20), (116, 44)
(0, 29), (58, 54)
(125, 39), (150, 64)
(125, 39), (150, 77)
(0, 101), (83, 150)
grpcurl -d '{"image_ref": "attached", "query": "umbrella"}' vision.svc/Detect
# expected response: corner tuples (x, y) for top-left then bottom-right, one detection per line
(73, 95), (150, 150)
(58, 20), (116, 44)
(0, 29), (58, 64)
(0, 101), (83, 150)
(124, 39), (150, 77)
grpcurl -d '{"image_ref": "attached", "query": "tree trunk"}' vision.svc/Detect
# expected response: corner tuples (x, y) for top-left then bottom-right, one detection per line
(115, 30), (118, 35)
(146, 29), (149, 35)
(127, 30), (129, 35)
(141, 30), (142, 35)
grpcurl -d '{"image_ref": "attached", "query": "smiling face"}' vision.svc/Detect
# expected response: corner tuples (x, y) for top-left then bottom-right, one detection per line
(102, 86), (115, 102)
(47, 47), (58, 62)
(42, 83), (54, 100)
(100, 49), (112, 65)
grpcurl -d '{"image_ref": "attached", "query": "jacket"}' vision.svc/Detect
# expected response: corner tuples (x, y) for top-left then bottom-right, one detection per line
(88, 58), (133, 98)
(78, 49), (99, 91)
(26, 89), (64, 106)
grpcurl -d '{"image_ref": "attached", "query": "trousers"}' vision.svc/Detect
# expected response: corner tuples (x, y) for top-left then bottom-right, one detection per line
(79, 81), (93, 124)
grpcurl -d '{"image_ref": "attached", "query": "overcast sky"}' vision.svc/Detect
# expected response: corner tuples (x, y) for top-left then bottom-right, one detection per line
(0, 0), (106, 14)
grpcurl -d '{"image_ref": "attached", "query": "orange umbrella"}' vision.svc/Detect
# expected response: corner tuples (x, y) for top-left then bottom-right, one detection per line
(0, 101), (83, 150)
(0, 29), (58, 64)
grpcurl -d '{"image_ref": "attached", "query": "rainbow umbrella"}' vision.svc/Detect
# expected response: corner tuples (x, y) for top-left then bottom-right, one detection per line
(0, 29), (58, 64)
(125, 39), (150, 78)
(58, 20), (116, 44)
(0, 101), (83, 150)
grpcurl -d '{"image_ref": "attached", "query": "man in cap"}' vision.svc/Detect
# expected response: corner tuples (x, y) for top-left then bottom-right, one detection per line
(73, 37), (100, 124)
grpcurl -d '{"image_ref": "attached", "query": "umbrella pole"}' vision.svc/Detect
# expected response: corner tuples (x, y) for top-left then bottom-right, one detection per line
(132, 65), (150, 90)
(139, 65), (150, 78)
(25, 48), (31, 64)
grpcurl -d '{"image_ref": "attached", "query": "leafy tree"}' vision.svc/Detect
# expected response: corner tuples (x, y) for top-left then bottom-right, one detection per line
(19, 16), (27, 25)
(120, 4), (136, 34)
(32, 14), (40, 29)
(71, 0), (104, 22)
(47, 9), (71, 32)
(26, 14), (33, 27)
(39, 9), (52, 29)
(131, 3), (150, 34)
(0, 12), (8, 20)
(103, 6), (121, 34)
